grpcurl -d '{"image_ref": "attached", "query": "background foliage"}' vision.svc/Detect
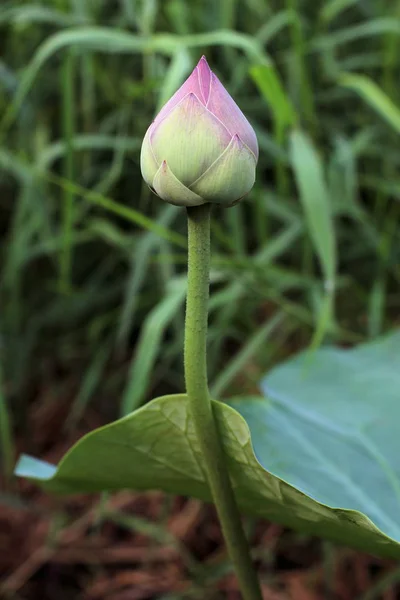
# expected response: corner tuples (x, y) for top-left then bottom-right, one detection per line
(1, 0), (400, 597)
(1, 0), (400, 429)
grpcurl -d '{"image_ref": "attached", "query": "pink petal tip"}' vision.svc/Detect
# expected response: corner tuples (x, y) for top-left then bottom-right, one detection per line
(196, 56), (212, 105)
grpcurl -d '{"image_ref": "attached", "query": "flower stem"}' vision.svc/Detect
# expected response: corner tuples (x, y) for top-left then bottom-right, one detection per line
(184, 203), (263, 600)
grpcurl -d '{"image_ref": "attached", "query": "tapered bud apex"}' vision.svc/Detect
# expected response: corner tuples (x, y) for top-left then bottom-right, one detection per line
(140, 56), (258, 207)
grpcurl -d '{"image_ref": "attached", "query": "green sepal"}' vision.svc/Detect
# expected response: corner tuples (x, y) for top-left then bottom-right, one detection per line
(153, 161), (205, 207)
(190, 135), (256, 205)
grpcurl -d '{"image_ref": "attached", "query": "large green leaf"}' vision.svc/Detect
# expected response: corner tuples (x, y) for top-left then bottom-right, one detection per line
(247, 330), (400, 547)
(16, 332), (400, 559)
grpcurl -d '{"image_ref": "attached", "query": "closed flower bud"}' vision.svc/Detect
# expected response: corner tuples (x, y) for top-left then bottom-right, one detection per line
(140, 56), (258, 207)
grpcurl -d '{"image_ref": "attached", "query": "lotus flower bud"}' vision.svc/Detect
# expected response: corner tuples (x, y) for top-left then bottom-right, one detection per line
(140, 56), (258, 207)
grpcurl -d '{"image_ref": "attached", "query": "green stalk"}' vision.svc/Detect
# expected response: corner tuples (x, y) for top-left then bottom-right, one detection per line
(184, 204), (262, 600)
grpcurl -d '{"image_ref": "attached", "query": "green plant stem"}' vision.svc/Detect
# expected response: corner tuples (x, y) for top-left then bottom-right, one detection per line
(184, 203), (263, 600)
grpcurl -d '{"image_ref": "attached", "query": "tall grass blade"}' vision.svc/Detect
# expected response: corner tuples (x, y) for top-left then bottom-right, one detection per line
(59, 50), (76, 294)
(320, 0), (362, 24)
(45, 173), (187, 249)
(0, 28), (269, 136)
(117, 205), (179, 348)
(339, 73), (400, 134)
(290, 130), (337, 346)
(121, 278), (187, 415)
(211, 313), (284, 398)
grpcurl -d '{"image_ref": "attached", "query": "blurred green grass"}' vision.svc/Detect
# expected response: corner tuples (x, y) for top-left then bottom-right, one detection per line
(1, 0), (400, 478)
